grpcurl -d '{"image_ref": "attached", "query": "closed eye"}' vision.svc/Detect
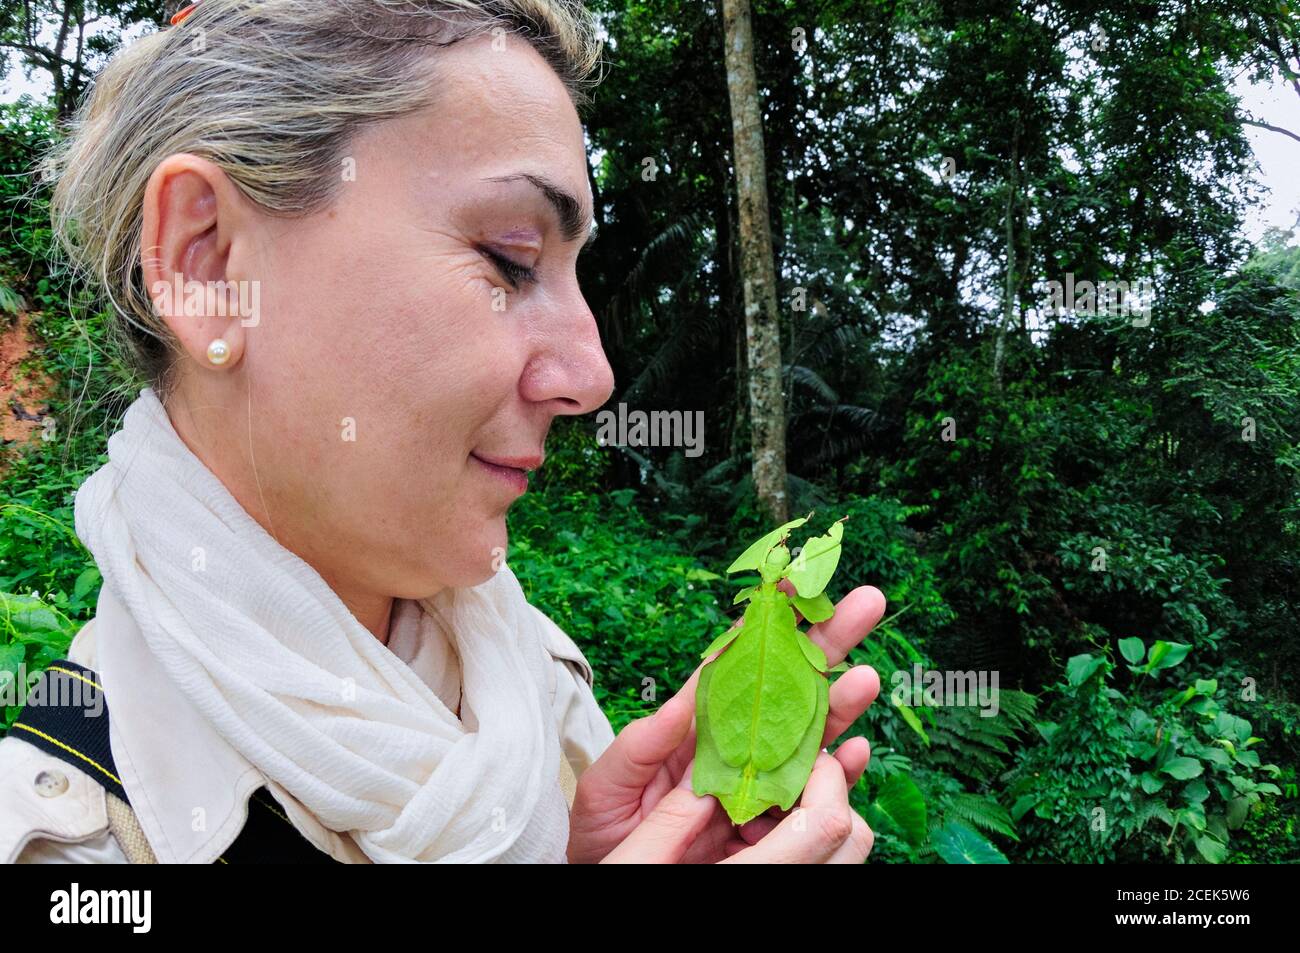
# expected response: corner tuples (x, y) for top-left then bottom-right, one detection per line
(480, 247), (538, 289)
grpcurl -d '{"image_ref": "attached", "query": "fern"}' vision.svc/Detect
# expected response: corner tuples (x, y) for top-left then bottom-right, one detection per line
(940, 793), (1020, 841)
(923, 690), (1039, 784)
(1125, 797), (1172, 837)
(0, 282), (23, 315)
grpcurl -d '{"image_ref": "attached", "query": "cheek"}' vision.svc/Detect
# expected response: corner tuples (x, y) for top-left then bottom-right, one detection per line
(383, 260), (532, 423)
(247, 224), (529, 551)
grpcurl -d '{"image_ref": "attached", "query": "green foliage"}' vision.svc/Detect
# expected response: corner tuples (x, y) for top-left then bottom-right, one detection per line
(526, 416), (612, 496)
(0, 590), (80, 731)
(922, 691), (1040, 785)
(0, 100), (133, 737)
(0, 3), (1296, 864)
(1005, 638), (1285, 863)
(505, 486), (731, 733)
(931, 821), (1010, 865)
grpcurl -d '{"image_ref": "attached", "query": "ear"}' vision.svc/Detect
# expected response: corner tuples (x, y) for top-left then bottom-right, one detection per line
(140, 154), (257, 371)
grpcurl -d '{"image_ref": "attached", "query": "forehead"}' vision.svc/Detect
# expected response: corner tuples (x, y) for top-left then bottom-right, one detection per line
(361, 33), (591, 215)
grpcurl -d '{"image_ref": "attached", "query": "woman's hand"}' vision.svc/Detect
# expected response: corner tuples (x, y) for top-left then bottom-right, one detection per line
(566, 583), (885, 864)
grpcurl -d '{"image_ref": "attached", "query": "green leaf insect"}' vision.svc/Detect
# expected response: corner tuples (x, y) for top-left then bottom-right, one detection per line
(693, 512), (848, 825)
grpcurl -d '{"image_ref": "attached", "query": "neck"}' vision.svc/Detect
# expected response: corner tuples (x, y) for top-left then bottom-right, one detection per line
(343, 590), (395, 645)
(161, 384), (398, 647)
(313, 565), (396, 644)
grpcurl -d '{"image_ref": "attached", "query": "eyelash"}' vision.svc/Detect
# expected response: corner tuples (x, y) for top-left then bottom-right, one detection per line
(482, 248), (538, 289)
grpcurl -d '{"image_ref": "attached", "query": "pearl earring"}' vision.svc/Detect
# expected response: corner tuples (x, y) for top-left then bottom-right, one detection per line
(206, 338), (231, 366)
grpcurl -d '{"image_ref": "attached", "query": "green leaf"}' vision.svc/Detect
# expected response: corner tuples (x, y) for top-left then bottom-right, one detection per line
(725, 515), (810, 574)
(1161, 757), (1204, 780)
(1139, 772), (1165, 794)
(1194, 833), (1228, 864)
(732, 585), (757, 605)
(699, 619), (744, 660)
(892, 698), (930, 745)
(72, 567), (101, 604)
(1010, 794), (1040, 821)
(1118, 637), (1145, 664)
(865, 774), (927, 846)
(0, 642), (25, 680)
(1066, 653), (1106, 687)
(685, 568), (722, 582)
(1146, 642), (1169, 669)
(791, 591), (834, 623)
(932, 821), (1009, 864)
(1226, 797), (1251, 830)
(1232, 716), (1253, 742)
(0, 593), (75, 645)
(1149, 641), (1192, 670)
(784, 519), (845, 599)
(794, 629), (829, 673)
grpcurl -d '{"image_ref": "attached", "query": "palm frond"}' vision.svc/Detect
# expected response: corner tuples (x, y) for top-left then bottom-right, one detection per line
(603, 212), (709, 337)
(784, 363), (839, 403)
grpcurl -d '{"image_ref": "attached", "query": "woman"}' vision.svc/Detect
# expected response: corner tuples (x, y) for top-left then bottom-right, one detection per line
(0, 0), (883, 864)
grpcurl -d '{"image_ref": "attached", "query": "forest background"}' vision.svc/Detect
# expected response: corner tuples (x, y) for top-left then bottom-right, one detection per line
(1, 0), (1298, 863)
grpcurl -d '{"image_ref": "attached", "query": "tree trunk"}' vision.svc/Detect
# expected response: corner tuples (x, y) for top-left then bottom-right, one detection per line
(721, 0), (788, 523)
(992, 126), (1019, 387)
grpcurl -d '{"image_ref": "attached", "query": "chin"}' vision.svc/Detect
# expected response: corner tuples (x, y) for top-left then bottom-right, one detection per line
(447, 516), (511, 588)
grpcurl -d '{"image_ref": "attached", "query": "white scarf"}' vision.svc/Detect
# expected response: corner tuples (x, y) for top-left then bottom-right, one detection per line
(73, 386), (571, 862)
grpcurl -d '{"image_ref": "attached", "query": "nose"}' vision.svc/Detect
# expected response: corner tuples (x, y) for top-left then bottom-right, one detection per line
(519, 291), (615, 415)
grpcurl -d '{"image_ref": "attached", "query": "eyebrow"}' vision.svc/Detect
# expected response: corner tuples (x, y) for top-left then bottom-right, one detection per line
(481, 172), (596, 250)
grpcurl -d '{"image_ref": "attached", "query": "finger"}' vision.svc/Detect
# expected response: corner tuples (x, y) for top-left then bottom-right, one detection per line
(598, 685), (699, 795)
(678, 806), (743, 864)
(823, 664), (881, 745)
(724, 839), (749, 857)
(825, 812), (874, 864)
(805, 585), (887, 668)
(601, 764), (716, 864)
(737, 736), (870, 842)
(738, 812), (779, 844)
(720, 754), (856, 864)
(833, 735), (871, 786)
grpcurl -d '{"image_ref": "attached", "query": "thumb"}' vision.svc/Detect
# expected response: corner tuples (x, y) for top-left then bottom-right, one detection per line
(593, 685), (696, 792)
(600, 762), (715, 864)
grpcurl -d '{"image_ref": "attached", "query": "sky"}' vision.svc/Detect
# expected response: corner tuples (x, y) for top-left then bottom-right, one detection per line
(1234, 70), (1300, 244)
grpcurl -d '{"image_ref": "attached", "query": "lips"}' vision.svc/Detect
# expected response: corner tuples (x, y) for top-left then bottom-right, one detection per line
(472, 452), (544, 471)
(470, 451), (538, 496)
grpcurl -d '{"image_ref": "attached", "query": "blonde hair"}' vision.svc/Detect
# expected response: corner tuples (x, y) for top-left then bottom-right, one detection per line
(39, 0), (604, 402)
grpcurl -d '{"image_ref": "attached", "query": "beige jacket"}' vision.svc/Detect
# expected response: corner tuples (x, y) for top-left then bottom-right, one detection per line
(0, 584), (614, 863)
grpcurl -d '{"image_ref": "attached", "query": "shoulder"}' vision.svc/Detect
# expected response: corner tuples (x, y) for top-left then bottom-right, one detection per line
(1, 617), (127, 864)
(527, 605), (615, 777)
(528, 602), (597, 689)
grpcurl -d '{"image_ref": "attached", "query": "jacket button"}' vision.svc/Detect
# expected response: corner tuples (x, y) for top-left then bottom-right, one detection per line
(34, 769), (70, 797)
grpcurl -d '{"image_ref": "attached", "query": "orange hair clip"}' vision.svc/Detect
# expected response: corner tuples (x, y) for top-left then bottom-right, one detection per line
(169, 2), (199, 25)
